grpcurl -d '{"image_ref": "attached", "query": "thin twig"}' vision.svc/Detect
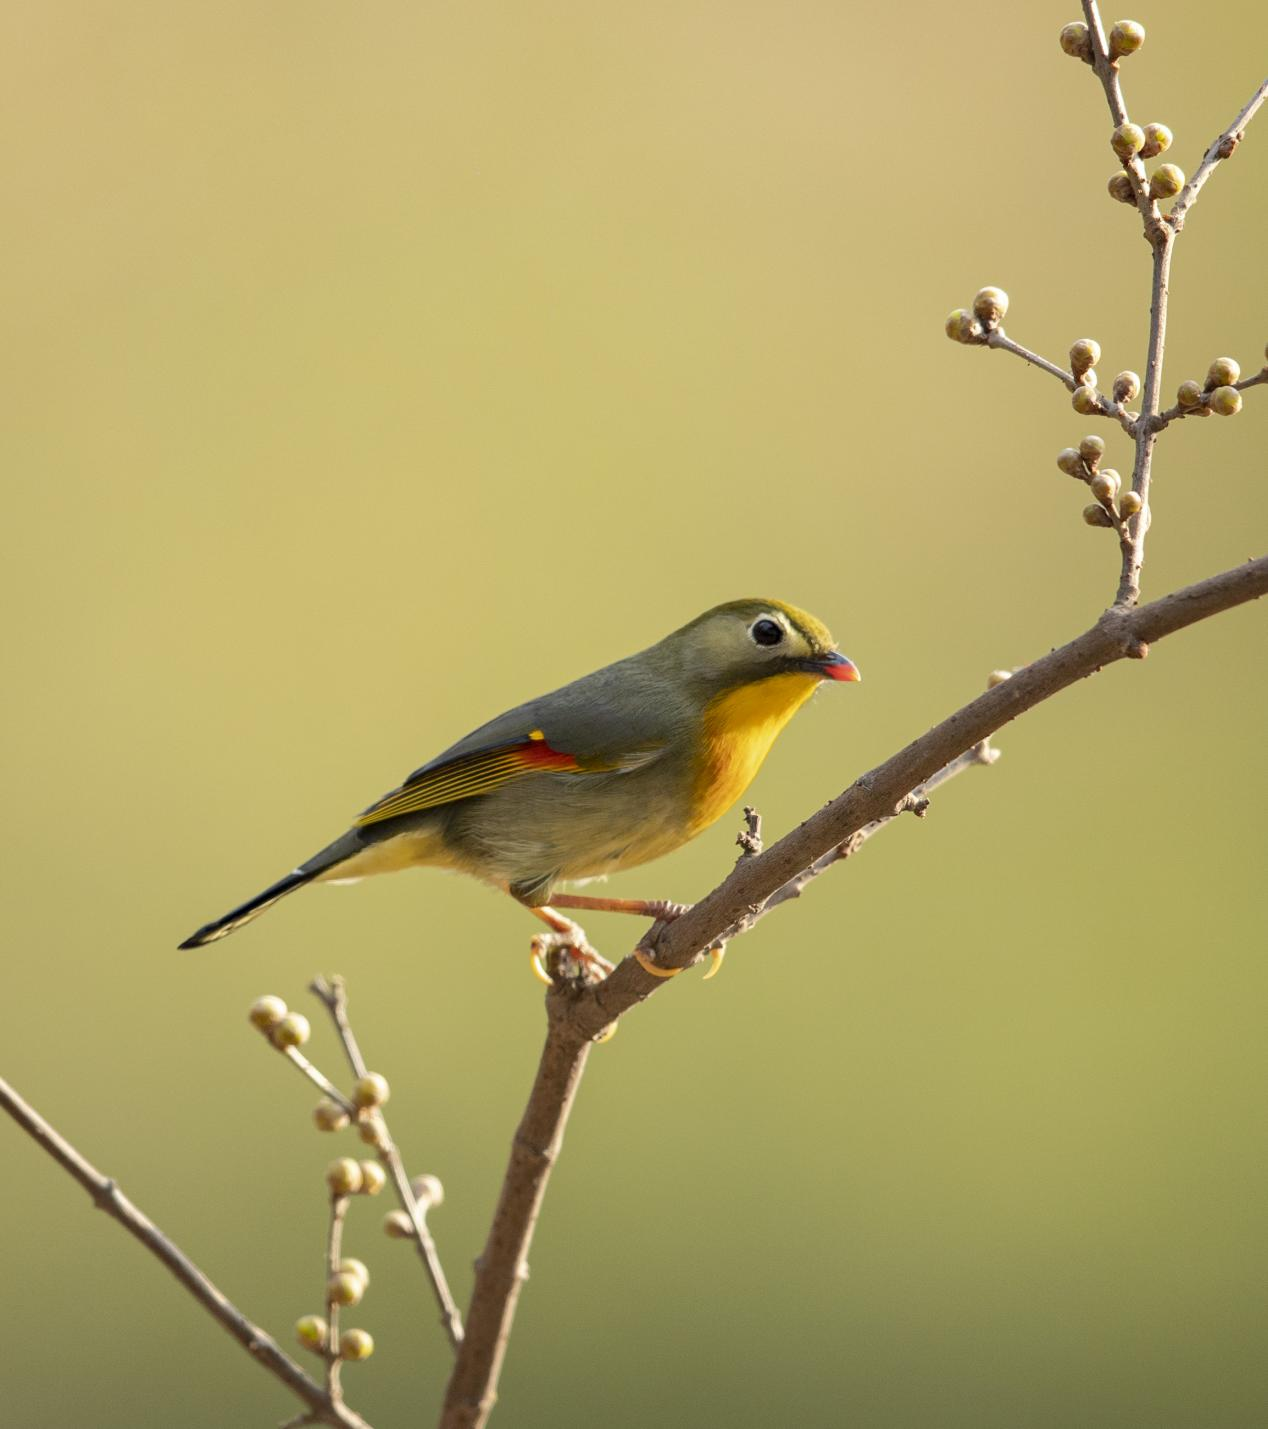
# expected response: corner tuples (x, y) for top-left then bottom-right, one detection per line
(985, 331), (1136, 435)
(282, 1047), (359, 1118)
(325, 1195), (349, 1406)
(0, 1077), (373, 1429)
(1168, 79), (1268, 231)
(986, 330), (1076, 388)
(310, 977), (465, 1351)
(1079, 0), (1165, 239)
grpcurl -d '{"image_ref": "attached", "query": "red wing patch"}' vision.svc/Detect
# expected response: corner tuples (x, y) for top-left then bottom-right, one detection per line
(353, 733), (583, 829)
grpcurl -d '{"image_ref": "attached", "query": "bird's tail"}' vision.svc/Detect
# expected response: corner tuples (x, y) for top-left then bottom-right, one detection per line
(178, 834), (364, 950)
(178, 868), (314, 949)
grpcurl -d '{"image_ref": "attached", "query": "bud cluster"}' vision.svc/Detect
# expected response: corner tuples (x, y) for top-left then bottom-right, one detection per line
(1173, 357), (1245, 418)
(248, 995), (311, 1051)
(945, 287), (1009, 346)
(1055, 435), (1141, 530)
(295, 1257), (376, 1364)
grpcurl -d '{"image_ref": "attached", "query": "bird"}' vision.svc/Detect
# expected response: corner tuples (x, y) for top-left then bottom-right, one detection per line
(178, 598), (859, 973)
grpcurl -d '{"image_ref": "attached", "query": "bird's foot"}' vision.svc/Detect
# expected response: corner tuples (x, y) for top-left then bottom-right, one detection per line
(529, 909), (614, 987)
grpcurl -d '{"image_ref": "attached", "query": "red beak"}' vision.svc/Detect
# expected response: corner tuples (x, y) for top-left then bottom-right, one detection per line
(819, 652), (861, 682)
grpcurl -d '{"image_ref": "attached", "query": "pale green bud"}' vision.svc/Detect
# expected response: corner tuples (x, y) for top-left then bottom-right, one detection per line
(1056, 448), (1085, 478)
(1111, 123), (1145, 160)
(1109, 20), (1145, 56)
(295, 1315), (328, 1352)
(325, 1158), (364, 1196)
(1059, 22), (1092, 60)
(339, 1329), (374, 1362)
(248, 996), (288, 1032)
(1140, 123), (1173, 159)
(1206, 356), (1240, 389)
(1112, 370), (1141, 403)
(1069, 338), (1101, 375)
(357, 1161), (388, 1196)
(1208, 386), (1242, 416)
(313, 1099), (350, 1133)
(1083, 504), (1114, 528)
(383, 1209), (415, 1239)
(327, 1271), (365, 1308)
(1078, 434), (1105, 469)
(1118, 490), (1143, 517)
(1107, 173), (1135, 205)
(1072, 386), (1100, 415)
(352, 1073), (391, 1109)
(1176, 380), (1203, 408)
(1149, 164), (1184, 199)
(972, 286), (1009, 327)
(270, 1013), (311, 1050)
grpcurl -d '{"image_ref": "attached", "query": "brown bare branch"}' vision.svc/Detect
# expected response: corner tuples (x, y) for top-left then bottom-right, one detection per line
(0, 1076), (373, 1429)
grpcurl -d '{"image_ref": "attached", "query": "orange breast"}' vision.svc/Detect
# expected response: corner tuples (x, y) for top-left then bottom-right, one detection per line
(689, 673), (820, 837)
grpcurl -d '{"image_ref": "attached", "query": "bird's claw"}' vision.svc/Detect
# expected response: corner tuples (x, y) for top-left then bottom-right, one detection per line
(529, 927), (614, 986)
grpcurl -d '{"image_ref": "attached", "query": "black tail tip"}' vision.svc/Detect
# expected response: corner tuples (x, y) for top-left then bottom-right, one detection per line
(178, 927), (212, 950)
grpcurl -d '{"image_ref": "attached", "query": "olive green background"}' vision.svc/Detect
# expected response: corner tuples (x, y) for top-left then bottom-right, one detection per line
(3, 3), (1266, 1426)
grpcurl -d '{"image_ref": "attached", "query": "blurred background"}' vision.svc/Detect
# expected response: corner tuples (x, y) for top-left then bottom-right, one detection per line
(3, 2), (1266, 1425)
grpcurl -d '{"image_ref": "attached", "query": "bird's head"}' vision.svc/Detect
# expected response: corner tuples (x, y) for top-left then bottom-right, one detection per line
(663, 598), (860, 698)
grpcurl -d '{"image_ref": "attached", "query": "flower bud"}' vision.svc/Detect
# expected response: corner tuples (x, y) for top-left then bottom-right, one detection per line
(340, 1329), (374, 1362)
(1149, 164), (1184, 199)
(1090, 470), (1120, 502)
(358, 1161), (388, 1196)
(1112, 370), (1141, 403)
(1072, 386), (1100, 415)
(986, 670), (1013, 689)
(1059, 22), (1092, 60)
(1176, 380), (1203, 408)
(1208, 386), (1242, 416)
(270, 1013), (311, 1050)
(352, 1073), (391, 1109)
(972, 286), (1009, 327)
(1109, 20), (1145, 56)
(357, 1114), (387, 1148)
(1140, 123), (1173, 158)
(1206, 356), (1240, 389)
(1078, 434), (1105, 469)
(1111, 123), (1145, 160)
(945, 309), (982, 344)
(313, 1099), (350, 1133)
(1056, 447), (1085, 478)
(410, 1174), (446, 1211)
(339, 1258), (371, 1288)
(1106, 173), (1135, 205)
(327, 1271), (365, 1307)
(295, 1315), (328, 1352)
(1083, 503), (1114, 528)
(1118, 490), (1143, 518)
(326, 1158), (364, 1196)
(383, 1209), (415, 1239)
(248, 996), (288, 1032)
(1069, 338), (1101, 375)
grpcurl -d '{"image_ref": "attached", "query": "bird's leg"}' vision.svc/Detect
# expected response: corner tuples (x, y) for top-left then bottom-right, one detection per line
(528, 905), (614, 985)
(548, 893), (693, 921)
(548, 894), (729, 980)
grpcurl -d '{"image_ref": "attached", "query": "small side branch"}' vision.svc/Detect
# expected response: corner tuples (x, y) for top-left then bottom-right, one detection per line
(1168, 78), (1268, 231)
(310, 977), (465, 1352)
(0, 1076), (373, 1429)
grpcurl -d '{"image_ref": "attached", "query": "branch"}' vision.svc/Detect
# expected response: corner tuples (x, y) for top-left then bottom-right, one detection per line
(438, 1015), (593, 1429)
(439, 552), (1267, 1429)
(310, 977), (465, 1352)
(591, 555), (1267, 1003)
(1168, 78), (1268, 231)
(0, 1076), (373, 1429)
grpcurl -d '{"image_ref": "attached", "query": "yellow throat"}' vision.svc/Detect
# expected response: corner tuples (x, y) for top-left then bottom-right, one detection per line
(690, 671), (820, 837)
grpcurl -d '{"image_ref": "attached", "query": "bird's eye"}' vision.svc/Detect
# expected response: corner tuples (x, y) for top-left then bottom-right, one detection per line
(750, 617), (784, 647)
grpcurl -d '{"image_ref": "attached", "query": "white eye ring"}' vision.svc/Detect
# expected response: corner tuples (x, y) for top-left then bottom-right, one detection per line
(748, 614), (787, 647)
